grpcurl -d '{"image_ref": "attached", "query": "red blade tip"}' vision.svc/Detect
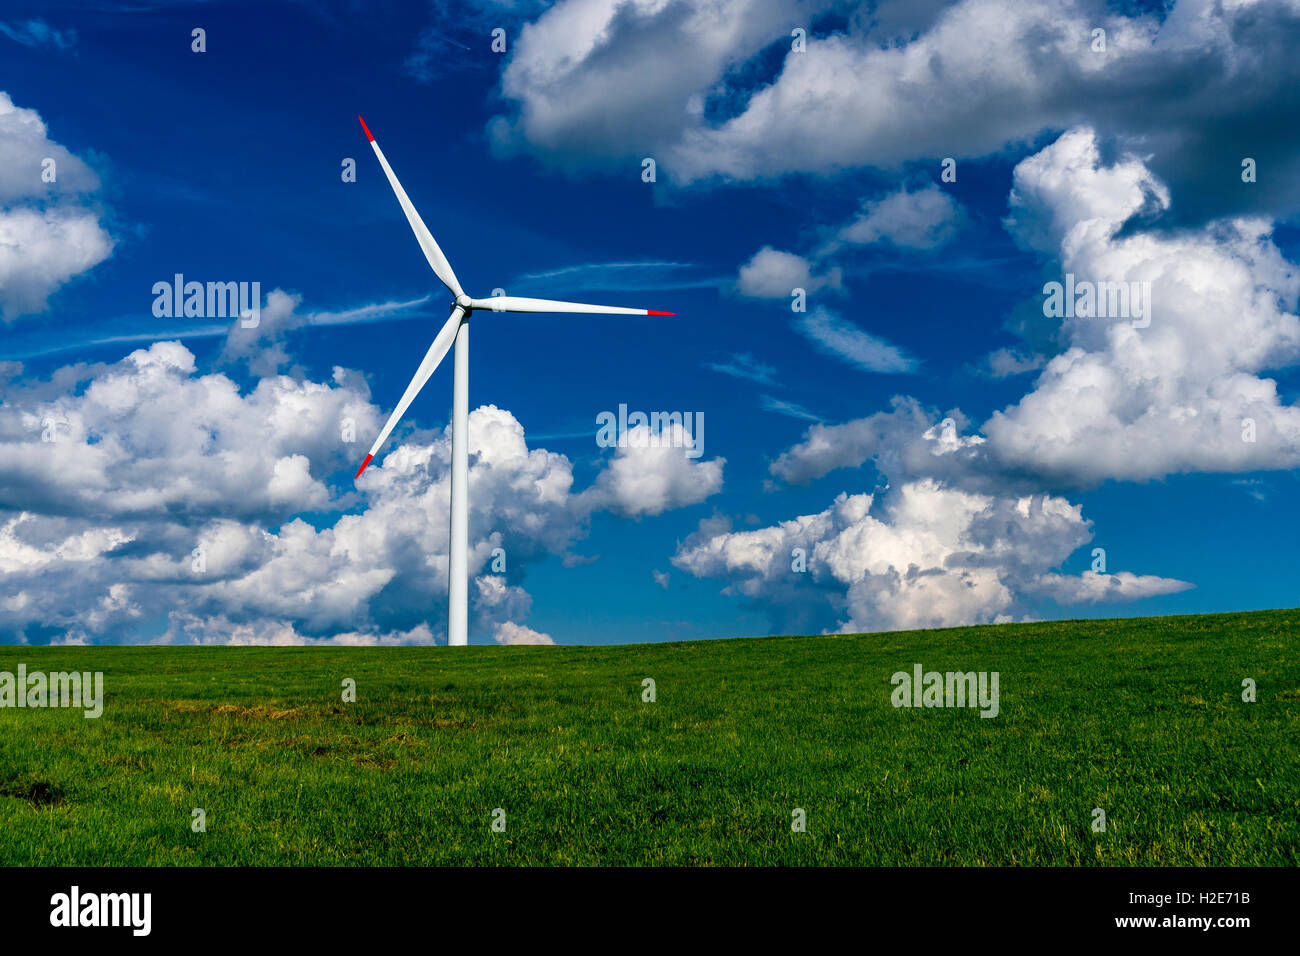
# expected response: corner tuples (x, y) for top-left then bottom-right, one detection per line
(648, 310), (675, 315)
(358, 115), (374, 142)
(355, 453), (374, 479)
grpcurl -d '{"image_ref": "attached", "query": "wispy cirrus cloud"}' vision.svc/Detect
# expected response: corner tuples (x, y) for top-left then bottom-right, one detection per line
(798, 307), (918, 375)
(510, 260), (723, 294)
(760, 394), (820, 422)
(2, 293), (434, 362)
(706, 351), (776, 385)
(0, 20), (76, 50)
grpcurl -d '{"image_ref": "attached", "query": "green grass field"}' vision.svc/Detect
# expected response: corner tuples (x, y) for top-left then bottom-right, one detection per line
(1, 609), (1297, 866)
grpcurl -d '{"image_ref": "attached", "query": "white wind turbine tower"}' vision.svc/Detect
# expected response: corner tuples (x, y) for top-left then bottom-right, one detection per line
(354, 116), (674, 647)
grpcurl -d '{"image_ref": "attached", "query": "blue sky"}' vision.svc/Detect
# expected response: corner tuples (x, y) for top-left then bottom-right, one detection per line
(2, 0), (1299, 645)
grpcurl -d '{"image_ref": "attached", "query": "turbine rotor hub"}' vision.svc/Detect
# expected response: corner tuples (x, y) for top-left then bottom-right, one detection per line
(455, 294), (473, 312)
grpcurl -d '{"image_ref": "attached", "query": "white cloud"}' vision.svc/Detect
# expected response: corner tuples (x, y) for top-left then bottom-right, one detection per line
(984, 127), (1300, 484)
(735, 247), (841, 299)
(1029, 570), (1193, 605)
(759, 395), (819, 422)
(582, 422), (724, 518)
(469, 2), (1300, 636)
(705, 351), (776, 385)
(768, 398), (997, 488)
(492, 0), (1300, 224)
(0, 92), (113, 320)
(0, 512), (132, 574)
(830, 185), (964, 252)
(980, 347), (1046, 379)
(797, 307), (918, 375)
(0, 348), (722, 643)
(665, 0), (1130, 183)
(674, 478), (1190, 634)
(0, 341), (379, 522)
(487, 0), (1138, 182)
(162, 613), (437, 646)
(0, 209), (114, 320)
(218, 288), (303, 376)
(773, 126), (1300, 487)
(736, 186), (963, 310)
(713, 118), (1300, 631)
(488, 0), (832, 170)
(216, 289), (435, 377)
(1231, 478), (1270, 503)
(512, 260), (715, 294)
(494, 621), (555, 645)
(769, 397), (925, 485)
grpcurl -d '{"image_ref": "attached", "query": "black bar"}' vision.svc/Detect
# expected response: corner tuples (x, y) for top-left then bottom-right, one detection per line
(1, 866), (1291, 942)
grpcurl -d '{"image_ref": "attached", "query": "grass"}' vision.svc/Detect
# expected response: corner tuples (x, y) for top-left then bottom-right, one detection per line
(0, 609), (1297, 865)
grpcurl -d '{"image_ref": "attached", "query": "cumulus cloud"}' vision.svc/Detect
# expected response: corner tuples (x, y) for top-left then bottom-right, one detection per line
(160, 613), (437, 646)
(0, 349), (722, 644)
(674, 478), (1191, 634)
(471, 0), (1300, 635)
(734, 186), (963, 309)
(826, 185), (965, 252)
(217, 288), (305, 377)
(774, 127), (1300, 487)
(1029, 570), (1193, 605)
(769, 397), (928, 485)
(735, 185), (964, 312)
(985, 127), (1300, 484)
(694, 120), (1300, 631)
(0, 209), (114, 320)
(0, 513), (133, 575)
(487, 0), (834, 171)
(735, 247), (841, 299)
(0, 92), (113, 320)
(582, 422), (724, 518)
(0, 342), (379, 522)
(493, 621), (555, 645)
(491, 0), (1300, 225)
(979, 347), (1046, 379)
(768, 398), (998, 492)
(665, 0), (1148, 182)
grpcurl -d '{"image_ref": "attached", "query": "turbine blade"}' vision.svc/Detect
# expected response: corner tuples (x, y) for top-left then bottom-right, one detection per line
(356, 307), (465, 480)
(468, 296), (674, 316)
(359, 116), (465, 300)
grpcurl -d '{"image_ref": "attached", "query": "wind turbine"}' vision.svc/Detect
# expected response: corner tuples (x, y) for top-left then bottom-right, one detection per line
(354, 116), (674, 647)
